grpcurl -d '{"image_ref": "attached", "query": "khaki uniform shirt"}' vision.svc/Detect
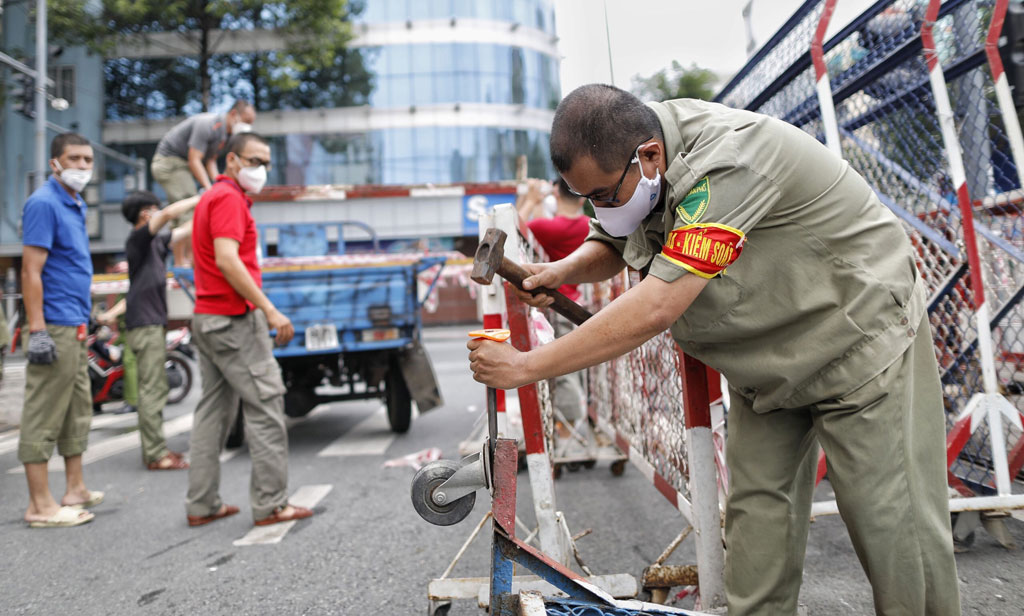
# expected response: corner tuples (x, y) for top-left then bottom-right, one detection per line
(587, 99), (926, 412)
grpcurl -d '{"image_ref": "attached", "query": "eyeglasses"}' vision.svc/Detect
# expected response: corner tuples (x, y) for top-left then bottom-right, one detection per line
(239, 155), (271, 170)
(567, 135), (652, 205)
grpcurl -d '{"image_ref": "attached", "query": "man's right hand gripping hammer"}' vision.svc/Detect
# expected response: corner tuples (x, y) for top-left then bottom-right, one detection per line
(27, 329), (57, 364)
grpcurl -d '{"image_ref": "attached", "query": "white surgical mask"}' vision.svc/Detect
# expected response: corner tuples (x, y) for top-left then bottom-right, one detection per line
(594, 149), (661, 237)
(53, 160), (92, 194)
(232, 121), (253, 134)
(237, 163), (267, 194)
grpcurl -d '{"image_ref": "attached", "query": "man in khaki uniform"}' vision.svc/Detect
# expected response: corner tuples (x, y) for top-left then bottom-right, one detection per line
(468, 85), (960, 615)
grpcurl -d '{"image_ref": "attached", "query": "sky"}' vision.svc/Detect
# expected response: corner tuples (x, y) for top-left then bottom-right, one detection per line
(553, 0), (878, 95)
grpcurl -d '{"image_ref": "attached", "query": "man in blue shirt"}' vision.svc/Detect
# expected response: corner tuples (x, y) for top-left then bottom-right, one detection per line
(18, 133), (102, 528)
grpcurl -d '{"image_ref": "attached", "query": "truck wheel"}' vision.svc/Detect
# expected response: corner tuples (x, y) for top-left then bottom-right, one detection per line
(386, 362), (412, 433)
(284, 389), (319, 418)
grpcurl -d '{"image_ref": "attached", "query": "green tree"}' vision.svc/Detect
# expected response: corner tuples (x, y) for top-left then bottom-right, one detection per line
(49, 0), (371, 117)
(631, 61), (719, 102)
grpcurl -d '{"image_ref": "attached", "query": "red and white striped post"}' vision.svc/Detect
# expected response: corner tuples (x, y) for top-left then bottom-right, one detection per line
(491, 203), (568, 565)
(922, 0), (1023, 497)
(809, 0), (841, 489)
(811, 0), (841, 156)
(985, 0), (1024, 189)
(679, 352), (726, 610)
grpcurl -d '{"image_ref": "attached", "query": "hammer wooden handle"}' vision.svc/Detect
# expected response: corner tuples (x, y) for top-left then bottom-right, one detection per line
(498, 258), (593, 326)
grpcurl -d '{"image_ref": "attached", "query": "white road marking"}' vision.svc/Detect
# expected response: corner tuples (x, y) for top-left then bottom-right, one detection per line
(7, 413), (194, 473)
(219, 447), (244, 463)
(232, 484), (332, 546)
(316, 406), (395, 457)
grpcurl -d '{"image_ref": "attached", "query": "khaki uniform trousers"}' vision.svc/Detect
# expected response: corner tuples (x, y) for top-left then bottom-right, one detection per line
(187, 310), (289, 521)
(724, 316), (960, 616)
(150, 154), (197, 225)
(18, 325), (92, 463)
(126, 325), (169, 464)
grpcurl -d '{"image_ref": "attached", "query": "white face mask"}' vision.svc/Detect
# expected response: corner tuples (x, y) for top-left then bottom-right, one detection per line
(232, 121), (253, 134)
(237, 163), (267, 194)
(53, 160), (92, 194)
(594, 149), (662, 237)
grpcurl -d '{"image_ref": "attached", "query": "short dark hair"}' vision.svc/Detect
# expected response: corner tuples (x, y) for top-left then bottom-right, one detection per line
(549, 84), (663, 175)
(552, 176), (581, 202)
(50, 132), (91, 159)
(122, 190), (161, 225)
(226, 132), (268, 157)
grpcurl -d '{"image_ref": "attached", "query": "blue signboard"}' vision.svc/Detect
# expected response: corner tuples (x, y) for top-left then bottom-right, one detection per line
(462, 193), (516, 236)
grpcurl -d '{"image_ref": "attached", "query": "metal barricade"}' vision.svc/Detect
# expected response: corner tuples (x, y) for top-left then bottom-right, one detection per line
(496, 204), (726, 610)
(715, 0), (1024, 531)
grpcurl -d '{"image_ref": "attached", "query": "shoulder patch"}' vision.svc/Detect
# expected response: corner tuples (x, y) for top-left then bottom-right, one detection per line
(676, 176), (711, 224)
(661, 223), (745, 279)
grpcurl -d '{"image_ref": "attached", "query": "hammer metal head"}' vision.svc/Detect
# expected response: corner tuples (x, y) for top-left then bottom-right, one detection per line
(471, 228), (507, 285)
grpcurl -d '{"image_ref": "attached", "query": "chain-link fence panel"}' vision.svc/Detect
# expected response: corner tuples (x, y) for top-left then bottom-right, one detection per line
(578, 271), (693, 504)
(715, 0), (1024, 492)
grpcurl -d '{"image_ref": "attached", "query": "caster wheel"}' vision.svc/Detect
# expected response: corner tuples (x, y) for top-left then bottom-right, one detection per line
(582, 460), (597, 470)
(567, 462), (583, 472)
(411, 460), (476, 526)
(610, 460), (627, 476)
(552, 463), (563, 480)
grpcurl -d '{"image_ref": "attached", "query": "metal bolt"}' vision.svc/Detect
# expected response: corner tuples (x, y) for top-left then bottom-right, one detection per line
(433, 491), (447, 505)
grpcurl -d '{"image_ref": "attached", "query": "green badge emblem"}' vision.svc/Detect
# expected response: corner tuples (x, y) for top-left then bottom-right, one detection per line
(676, 176), (711, 224)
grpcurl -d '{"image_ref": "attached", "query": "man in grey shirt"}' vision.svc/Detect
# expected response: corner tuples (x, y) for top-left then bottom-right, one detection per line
(151, 100), (255, 265)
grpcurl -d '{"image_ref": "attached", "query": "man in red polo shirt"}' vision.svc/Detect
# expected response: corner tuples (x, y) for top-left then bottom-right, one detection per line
(185, 132), (312, 528)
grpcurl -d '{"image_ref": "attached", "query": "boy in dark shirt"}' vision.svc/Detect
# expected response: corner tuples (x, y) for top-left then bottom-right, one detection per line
(107, 191), (198, 469)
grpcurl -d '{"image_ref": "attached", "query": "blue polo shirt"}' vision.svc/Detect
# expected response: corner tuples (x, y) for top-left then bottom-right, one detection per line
(22, 175), (93, 326)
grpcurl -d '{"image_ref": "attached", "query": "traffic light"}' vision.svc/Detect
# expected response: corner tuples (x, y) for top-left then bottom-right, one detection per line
(9, 71), (35, 119)
(1001, 2), (1024, 108)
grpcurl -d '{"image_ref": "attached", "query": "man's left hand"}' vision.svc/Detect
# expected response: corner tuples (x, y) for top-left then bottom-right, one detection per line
(467, 338), (530, 389)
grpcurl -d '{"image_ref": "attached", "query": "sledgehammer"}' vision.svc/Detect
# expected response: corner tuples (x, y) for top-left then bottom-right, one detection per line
(471, 228), (593, 326)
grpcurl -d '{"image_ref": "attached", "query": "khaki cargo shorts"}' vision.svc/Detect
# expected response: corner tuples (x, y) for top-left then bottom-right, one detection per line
(18, 325), (92, 463)
(151, 153), (198, 227)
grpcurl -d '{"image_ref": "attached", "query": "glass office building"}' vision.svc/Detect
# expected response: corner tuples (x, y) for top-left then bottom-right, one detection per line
(102, 0), (562, 199)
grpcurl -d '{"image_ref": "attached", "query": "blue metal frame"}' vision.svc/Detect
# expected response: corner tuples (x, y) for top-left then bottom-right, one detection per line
(715, 0), (822, 102)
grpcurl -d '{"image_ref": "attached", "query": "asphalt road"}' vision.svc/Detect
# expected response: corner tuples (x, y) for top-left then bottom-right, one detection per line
(0, 325), (1021, 615)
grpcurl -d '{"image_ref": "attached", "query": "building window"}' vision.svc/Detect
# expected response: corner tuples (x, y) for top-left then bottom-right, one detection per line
(48, 65), (75, 106)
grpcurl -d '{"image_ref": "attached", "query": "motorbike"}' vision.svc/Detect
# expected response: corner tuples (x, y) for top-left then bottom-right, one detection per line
(88, 323), (194, 413)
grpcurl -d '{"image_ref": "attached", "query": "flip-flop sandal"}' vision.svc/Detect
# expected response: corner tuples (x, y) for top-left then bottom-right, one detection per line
(187, 504), (240, 527)
(253, 504), (314, 526)
(28, 506), (95, 528)
(67, 490), (104, 510)
(147, 454), (190, 470)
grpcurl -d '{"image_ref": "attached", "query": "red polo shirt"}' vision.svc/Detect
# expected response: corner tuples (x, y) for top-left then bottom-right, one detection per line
(192, 176), (261, 315)
(526, 215), (590, 302)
